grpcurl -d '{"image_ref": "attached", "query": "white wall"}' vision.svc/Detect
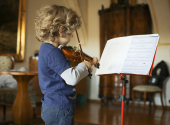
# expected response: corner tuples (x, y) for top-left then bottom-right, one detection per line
(147, 0), (170, 106)
(153, 47), (170, 106)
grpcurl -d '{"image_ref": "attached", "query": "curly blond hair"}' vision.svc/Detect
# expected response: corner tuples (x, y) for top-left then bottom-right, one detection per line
(35, 5), (82, 42)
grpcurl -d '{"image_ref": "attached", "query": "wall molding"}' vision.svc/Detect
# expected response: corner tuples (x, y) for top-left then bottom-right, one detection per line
(64, 0), (87, 46)
(148, 0), (170, 46)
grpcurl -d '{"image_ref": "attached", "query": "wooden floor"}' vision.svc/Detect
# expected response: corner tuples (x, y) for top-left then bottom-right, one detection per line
(0, 101), (170, 125)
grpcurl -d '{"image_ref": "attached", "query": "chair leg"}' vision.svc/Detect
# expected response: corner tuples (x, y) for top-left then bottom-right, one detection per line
(3, 105), (6, 121)
(143, 92), (147, 107)
(126, 99), (130, 106)
(132, 90), (135, 106)
(149, 93), (152, 108)
(33, 108), (36, 118)
(160, 91), (165, 110)
(152, 93), (155, 108)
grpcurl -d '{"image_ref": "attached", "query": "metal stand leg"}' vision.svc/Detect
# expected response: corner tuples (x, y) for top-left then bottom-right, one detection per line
(119, 77), (128, 125)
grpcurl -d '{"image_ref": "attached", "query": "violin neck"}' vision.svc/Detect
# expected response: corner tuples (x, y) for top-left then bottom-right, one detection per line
(82, 52), (93, 60)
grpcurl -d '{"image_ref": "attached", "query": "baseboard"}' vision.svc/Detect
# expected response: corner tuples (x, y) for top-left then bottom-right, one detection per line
(88, 99), (170, 109)
(88, 99), (101, 103)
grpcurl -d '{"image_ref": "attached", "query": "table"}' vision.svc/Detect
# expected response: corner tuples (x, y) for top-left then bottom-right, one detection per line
(0, 71), (38, 125)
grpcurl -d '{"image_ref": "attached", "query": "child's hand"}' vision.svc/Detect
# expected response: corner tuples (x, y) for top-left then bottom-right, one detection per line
(81, 61), (93, 73)
(90, 57), (99, 65)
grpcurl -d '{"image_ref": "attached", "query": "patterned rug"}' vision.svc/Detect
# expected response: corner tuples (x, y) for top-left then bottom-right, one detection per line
(0, 117), (100, 125)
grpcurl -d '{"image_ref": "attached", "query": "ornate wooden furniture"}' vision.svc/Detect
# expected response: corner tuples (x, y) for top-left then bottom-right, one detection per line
(130, 75), (149, 100)
(0, 53), (15, 70)
(0, 71), (38, 125)
(132, 85), (164, 108)
(0, 54), (37, 121)
(98, 3), (152, 103)
(0, 54), (15, 120)
(132, 60), (169, 109)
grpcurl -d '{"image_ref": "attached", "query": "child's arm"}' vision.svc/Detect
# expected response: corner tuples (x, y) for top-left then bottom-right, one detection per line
(60, 61), (92, 86)
(47, 48), (98, 86)
(61, 57), (98, 86)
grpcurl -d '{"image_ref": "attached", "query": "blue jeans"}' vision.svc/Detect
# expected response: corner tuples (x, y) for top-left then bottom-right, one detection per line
(41, 103), (74, 125)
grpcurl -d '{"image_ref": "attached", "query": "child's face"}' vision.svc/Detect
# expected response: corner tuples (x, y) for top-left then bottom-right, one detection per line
(57, 34), (73, 46)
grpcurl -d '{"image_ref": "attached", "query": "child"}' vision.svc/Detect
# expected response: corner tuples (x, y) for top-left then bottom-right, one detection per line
(35, 4), (98, 125)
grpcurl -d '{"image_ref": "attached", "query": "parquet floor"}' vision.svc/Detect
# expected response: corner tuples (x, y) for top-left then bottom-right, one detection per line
(0, 101), (170, 125)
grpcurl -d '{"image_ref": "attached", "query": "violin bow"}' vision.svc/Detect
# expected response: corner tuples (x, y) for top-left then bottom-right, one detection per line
(76, 30), (84, 61)
(76, 30), (99, 69)
(76, 30), (92, 78)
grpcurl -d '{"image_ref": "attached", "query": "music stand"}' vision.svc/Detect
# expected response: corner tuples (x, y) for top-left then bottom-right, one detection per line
(118, 47), (157, 125)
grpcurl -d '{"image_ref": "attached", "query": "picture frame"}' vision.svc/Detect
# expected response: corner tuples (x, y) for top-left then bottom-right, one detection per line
(0, 0), (26, 62)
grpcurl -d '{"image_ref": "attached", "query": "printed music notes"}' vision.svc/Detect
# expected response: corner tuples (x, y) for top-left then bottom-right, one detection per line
(95, 34), (159, 75)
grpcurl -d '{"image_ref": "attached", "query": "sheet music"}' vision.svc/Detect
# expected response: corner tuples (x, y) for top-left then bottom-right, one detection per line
(95, 34), (159, 76)
(96, 37), (131, 75)
(121, 36), (159, 75)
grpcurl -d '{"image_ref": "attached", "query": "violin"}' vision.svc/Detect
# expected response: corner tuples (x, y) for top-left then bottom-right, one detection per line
(61, 46), (100, 68)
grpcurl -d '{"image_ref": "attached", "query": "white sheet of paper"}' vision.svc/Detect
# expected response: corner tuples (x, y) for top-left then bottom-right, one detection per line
(95, 34), (159, 76)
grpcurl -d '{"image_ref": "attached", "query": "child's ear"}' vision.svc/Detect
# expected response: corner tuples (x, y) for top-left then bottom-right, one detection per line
(59, 27), (63, 37)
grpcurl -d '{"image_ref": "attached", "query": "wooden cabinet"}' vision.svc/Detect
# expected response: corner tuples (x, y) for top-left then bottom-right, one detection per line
(98, 3), (152, 103)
